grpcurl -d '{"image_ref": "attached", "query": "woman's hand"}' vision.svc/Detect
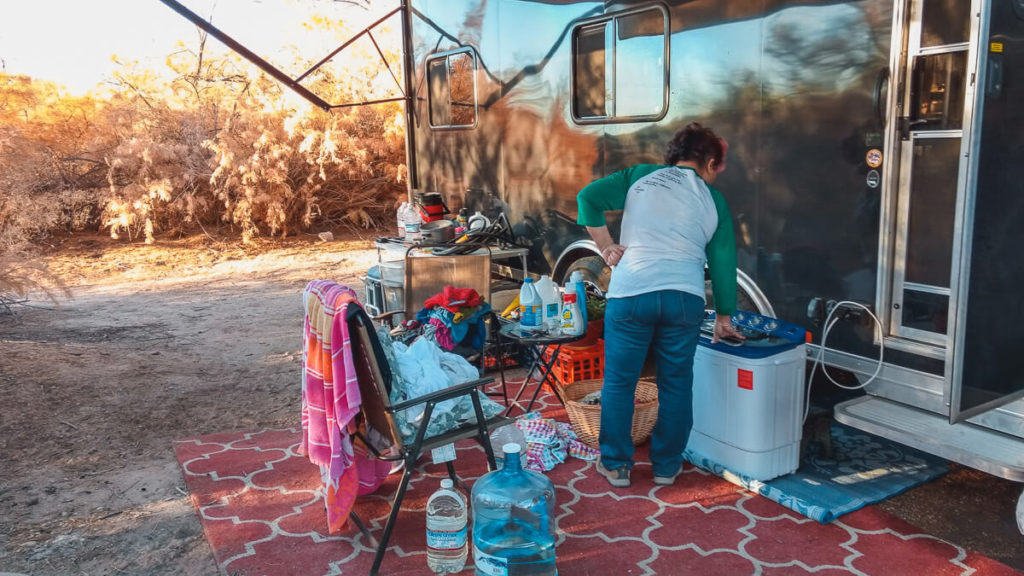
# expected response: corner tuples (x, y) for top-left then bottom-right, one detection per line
(600, 243), (626, 266)
(712, 314), (745, 344)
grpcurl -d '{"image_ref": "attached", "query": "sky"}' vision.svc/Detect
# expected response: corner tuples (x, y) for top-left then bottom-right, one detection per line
(0, 0), (395, 94)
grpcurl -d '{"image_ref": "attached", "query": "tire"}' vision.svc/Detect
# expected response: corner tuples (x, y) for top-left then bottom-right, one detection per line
(562, 255), (611, 294)
(565, 256), (763, 314)
(1017, 487), (1024, 535)
(705, 278), (761, 315)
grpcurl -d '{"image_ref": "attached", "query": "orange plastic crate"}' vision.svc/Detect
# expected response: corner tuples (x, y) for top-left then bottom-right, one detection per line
(544, 339), (604, 385)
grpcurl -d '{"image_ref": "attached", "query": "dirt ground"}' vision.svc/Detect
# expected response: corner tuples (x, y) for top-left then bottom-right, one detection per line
(0, 232), (1021, 575)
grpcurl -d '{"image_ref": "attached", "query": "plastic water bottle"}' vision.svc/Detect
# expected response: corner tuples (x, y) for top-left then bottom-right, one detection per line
(560, 292), (585, 337)
(397, 201), (410, 240)
(427, 478), (468, 573)
(471, 443), (557, 576)
(402, 202), (423, 243)
(567, 270), (588, 326)
(534, 275), (560, 332)
(488, 423), (526, 469)
(519, 278), (542, 329)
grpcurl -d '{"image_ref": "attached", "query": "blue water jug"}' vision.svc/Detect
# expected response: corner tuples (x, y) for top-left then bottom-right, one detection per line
(471, 443), (557, 575)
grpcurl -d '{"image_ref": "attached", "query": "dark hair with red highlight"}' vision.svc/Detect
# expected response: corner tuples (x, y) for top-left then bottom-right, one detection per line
(663, 122), (725, 170)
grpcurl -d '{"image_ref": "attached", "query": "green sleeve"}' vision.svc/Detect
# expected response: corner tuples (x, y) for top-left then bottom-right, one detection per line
(576, 169), (632, 226)
(706, 186), (738, 316)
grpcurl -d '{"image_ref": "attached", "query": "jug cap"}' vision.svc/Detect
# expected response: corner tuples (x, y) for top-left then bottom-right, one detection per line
(502, 443), (522, 454)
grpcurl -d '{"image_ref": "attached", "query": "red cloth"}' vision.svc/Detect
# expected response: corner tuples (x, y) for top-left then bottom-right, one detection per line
(423, 286), (483, 313)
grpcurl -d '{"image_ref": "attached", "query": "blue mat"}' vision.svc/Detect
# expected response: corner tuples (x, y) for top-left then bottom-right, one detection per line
(684, 422), (952, 523)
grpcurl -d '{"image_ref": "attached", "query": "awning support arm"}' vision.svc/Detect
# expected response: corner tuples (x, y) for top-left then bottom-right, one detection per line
(157, 0), (407, 111)
(157, 0), (332, 110)
(295, 6), (403, 93)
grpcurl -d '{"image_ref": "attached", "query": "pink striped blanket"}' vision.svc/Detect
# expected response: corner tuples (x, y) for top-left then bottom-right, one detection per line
(299, 281), (365, 534)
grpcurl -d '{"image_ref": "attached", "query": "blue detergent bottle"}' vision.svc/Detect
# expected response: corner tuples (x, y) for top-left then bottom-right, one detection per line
(471, 443), (557, 575)
(567, 270), (587, 326)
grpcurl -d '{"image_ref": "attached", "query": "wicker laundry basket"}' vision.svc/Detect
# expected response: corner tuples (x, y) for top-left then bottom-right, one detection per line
(563, 377), (658, 448)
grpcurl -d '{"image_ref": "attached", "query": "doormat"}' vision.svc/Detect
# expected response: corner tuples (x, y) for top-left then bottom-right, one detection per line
(684, 422), (953, 524)
(175, 426), (1017, 575)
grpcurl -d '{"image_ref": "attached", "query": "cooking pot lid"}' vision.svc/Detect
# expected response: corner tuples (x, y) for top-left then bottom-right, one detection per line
(421, 220), (452, 230)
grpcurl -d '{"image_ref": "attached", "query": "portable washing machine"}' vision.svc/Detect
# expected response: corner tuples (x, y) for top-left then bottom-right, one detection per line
(687, 311), (808, 481)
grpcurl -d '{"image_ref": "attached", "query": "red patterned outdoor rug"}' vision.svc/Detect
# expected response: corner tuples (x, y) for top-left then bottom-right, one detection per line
(175, 392), (1021, 576)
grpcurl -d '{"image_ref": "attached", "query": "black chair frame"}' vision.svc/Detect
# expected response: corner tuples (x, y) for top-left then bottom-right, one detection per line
(345, 303), (513, 576)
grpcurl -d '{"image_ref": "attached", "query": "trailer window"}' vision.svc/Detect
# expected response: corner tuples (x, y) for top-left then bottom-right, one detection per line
(921, 0), (971, 47)
(572, 5), (668, 123)
(427, 50), (477, 129)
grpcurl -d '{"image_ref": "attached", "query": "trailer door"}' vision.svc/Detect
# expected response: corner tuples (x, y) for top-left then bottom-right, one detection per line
(888, 0), (973, 350)
(948, 0), (1024, 422)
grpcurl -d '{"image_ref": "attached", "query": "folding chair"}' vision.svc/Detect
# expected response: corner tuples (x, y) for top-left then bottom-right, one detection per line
(345, 301), (514, 576)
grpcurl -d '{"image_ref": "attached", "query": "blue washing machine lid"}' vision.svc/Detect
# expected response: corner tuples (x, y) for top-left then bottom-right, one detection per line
(699, 311), (807, 359)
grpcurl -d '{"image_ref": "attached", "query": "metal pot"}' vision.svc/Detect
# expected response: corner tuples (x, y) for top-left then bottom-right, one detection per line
(421, 219), (454, 243)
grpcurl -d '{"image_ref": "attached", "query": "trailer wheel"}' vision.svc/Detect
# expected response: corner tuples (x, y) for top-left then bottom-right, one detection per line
(563, 255), (611, 293)
(564, 256), (764, 315)
(705, 278), (762, 315)
(1017, 487), (1024, 535)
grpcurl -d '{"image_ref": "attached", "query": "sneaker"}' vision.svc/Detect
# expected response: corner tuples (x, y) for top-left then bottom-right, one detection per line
(653, 466), (683, 486)
(596, 461), (631, 488)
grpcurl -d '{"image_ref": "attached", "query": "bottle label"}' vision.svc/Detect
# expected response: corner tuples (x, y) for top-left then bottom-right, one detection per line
(546, 302), (559, 317)
(431, 443), (457, 464)
(521, 304), (541, 327)
(473, 547), (508, 576)
(427, 525), (467, 550)
(562, 305), (583, 335)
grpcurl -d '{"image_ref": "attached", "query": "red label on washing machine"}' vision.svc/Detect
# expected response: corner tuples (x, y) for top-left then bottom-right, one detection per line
(737, 369), (753, 390)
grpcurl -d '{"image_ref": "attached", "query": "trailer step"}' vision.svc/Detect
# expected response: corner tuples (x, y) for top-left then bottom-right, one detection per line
(834, 396), (1024, 482)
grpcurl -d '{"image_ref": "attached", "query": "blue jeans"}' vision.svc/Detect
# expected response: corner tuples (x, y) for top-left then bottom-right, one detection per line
(599, 290), (704, 477)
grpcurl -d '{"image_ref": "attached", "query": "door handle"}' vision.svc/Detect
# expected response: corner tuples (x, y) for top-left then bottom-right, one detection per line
(899, 117), (928, 140)
(986, 52), (1004, 99)
(873, 67), (890, 127)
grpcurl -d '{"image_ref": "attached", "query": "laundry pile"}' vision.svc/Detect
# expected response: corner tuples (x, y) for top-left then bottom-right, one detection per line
(415, 286), (491, 354)
(377, 326), (505, 441)
(515, 411), (599, 472)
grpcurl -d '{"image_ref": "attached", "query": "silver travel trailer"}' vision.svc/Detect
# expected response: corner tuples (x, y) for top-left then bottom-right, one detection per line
(404, 0), (1024, 490)
(159, 0), (1024, 515)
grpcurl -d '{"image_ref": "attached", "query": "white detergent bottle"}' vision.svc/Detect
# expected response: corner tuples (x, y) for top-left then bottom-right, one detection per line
(560, 292), (585, 337)
(535, 275), (559, 332)
(519, 278), (542, 329)
(567, 270), (588, 326)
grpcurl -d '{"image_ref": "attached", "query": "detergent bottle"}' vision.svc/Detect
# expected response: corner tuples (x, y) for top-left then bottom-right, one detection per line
(566, 270), (588, 327)
(518, 278), (542, 329)
(534, 275), (560, 333)
(560, 292), (585, 337)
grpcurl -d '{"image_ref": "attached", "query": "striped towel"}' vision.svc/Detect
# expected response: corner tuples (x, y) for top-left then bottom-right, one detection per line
(299, 280), (363, 533)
